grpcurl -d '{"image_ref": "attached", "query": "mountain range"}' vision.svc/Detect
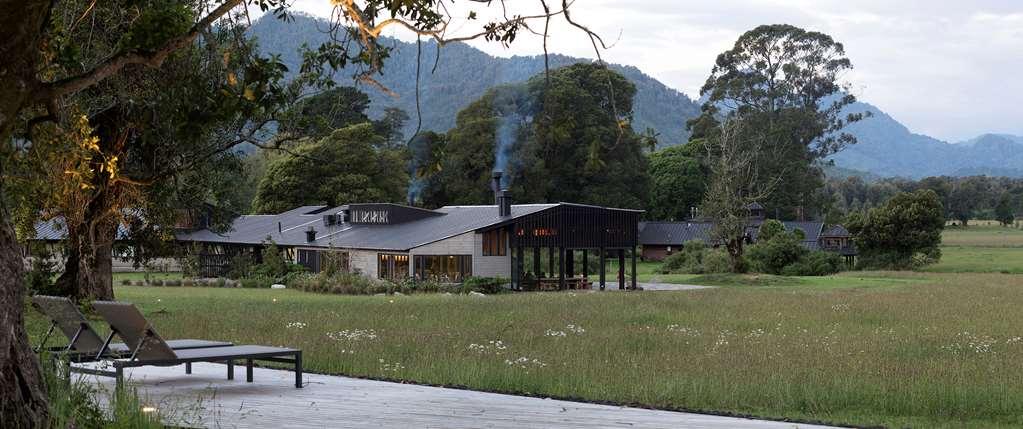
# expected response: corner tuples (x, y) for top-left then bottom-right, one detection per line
(250, 15), (1023, 179)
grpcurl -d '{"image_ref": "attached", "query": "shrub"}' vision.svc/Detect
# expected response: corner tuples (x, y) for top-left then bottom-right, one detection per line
(659, 240), (708, 274)
(460, 277), (508, 294)
(291, 272), (386, 295)
(702, 250), (734, 274)
(182, 279), (195, 287)
(227, 252), (254, 279)
(747, 232), (807, 275)
(847, 189), (945, 270)
(757, 219), (786, 242)
(240, 275), (275, 289)
(150, 279), (164, 287)
(120, 279), (133, 286)
(781, 251), (844, 276)
(165, 279), (182, 287)
(132, 280), (144, 286)
(25, 244), (61, 296)
(214, 277), (227, 288)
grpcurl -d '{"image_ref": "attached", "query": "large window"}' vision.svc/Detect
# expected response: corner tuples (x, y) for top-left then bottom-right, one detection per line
(378, 253), (410, 280)
(482, 229), (508, 256)
(414, 255), (472, 282)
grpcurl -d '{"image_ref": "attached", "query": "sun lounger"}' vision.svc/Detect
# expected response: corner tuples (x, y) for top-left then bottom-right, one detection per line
(91, 300), (303, 389)
(32, 295), (231, 361)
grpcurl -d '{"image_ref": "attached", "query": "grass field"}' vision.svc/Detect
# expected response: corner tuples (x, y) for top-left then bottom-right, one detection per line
(25, 272), (1023, 429)
(30, 225), (1022, 428)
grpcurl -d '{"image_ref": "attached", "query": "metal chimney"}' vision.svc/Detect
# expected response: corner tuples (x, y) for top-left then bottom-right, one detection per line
(498, 190), (512, 217)
(492, 171), (505, 203)
(305, 226), (317, 242)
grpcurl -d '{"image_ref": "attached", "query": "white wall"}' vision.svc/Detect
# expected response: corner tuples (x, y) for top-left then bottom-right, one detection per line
(349, 249), (382, 278)
(408, 231), (510, 278)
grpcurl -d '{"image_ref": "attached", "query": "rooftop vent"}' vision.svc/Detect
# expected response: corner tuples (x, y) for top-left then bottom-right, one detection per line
(305, 226), (317, 242)
(492, 171), (511, 217)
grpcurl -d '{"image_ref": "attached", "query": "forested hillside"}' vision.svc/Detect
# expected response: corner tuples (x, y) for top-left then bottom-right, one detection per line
(249, 14), (700, 147)
(828, 102), (1023, 178)
(251, 14), (1023, 178)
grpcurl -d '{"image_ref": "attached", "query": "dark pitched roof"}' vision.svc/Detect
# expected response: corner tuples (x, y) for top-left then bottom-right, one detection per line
(177, 204), (560, 251)
(638, 222), (714, 245)
(640, 220), (830, 252)
(821, 225), (851, 237)
(31, 218), (131, 241)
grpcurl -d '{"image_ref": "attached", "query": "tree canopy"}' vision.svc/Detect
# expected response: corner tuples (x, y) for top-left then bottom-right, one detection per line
(646, 143), (707, 221)
(252, 123), (408, 213)
(423, 63), (650, 209)
(846, 189), (945, 269)
(692, 24), (864, 219)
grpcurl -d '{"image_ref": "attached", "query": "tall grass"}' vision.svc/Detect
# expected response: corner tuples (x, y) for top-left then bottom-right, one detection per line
(23, 273), (1023, 428)
(42, 355), (163, 429)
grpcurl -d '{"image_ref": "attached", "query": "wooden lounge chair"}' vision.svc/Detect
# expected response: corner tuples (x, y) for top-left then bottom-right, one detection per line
(91, 300), (303, 389)
(32, 295), (231, 361)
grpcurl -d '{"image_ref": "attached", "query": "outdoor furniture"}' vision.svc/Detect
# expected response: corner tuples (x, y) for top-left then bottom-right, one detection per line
(536, 277), (592, 291)
(31, 295), (231, 362)
(91, 300), (303, 389)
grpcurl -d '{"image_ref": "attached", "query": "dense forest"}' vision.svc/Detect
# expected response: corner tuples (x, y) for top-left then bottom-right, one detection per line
(249, 15), (1023, 179)
(249, 14), (701, 148)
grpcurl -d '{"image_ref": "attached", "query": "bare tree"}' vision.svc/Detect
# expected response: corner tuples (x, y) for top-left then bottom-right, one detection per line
(702, 117), (783, 273)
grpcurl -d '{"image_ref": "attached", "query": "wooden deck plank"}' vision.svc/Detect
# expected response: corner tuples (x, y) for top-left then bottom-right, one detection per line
(74, 362), (840, 428)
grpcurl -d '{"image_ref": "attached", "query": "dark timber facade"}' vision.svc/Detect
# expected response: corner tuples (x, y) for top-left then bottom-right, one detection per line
(478, 203), (642, 291)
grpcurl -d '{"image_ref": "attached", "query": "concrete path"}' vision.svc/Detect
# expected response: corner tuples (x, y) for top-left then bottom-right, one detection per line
(602, 282), (715, 291)
(76, 362), (839, 429)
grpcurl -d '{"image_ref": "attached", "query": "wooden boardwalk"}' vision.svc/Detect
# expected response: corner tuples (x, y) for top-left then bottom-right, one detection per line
(75, 362), (839, 428)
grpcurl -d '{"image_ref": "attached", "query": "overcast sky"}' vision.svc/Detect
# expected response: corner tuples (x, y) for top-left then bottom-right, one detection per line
(285, 0), (1023, 142)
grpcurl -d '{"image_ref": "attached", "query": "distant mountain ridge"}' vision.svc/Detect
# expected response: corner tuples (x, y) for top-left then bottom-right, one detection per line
(250, 15), (1023, 178)
(249, 14), (700, 147)
(829, 102), (1023, 178)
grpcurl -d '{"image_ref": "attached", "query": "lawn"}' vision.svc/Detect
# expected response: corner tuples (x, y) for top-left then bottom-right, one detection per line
(26, 274), (1023, 429)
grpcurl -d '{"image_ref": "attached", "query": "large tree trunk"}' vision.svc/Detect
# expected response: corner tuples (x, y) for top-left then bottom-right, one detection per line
(0, 220), (49, 428)
(53, 216), (118, 301)
(0, 0), (56, 424)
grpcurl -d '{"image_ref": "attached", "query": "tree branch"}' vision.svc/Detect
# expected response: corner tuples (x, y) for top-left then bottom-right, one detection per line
(36, 0), (246, 102)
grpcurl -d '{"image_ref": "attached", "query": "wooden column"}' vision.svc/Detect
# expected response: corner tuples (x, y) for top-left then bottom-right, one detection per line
(533, 247), (541, 279)
(582, 249), (588, 278)
(630, 246), (637, 290)
(510, 245), (518, 290)
(617, 249), (625, 290)
(516, 245), (524, 291)
(548, 247), (555, 279)
(558, 247), (567, 291)
(566, 249), (574, 278)
(599, 247), (606, 290)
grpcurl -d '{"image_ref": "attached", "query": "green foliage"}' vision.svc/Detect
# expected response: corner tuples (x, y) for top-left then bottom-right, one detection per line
(701, 249), (735, 274)
(255, 241), (288, 278)
(250, 14), (701, 148)
(996, 193), (1015, 226)
(25, 244), (60, 296)
(281, 86), (372, 139)
(781, 251), (845, 276)
(459, 277), (509, 294)
(43, 355), (163, 428)
(227, 252), (255, 279)
(847, 190), (945, 270)
(423, 64), (650, 209)
(659, 240), (709, 274)
(692, 24), (863, 219)
(746, 232), (808, 275)
(120, 1), (193, 52)
(757, 220), (786, 242)
(253, 123), (408, 213)
(647, 144), (707, 220)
